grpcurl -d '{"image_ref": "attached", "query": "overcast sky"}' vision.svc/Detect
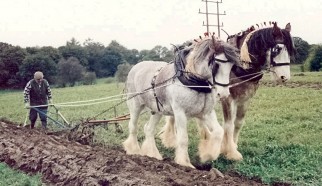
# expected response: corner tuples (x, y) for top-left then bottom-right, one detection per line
(1, 0), (321, 50)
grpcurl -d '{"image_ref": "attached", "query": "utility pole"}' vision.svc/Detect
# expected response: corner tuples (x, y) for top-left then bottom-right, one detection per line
(199, 0), (226, 38)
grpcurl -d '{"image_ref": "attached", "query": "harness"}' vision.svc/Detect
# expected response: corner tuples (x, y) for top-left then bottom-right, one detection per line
(151, 67), (164, 112)
(174, 49), (213, 93)
(150, 49), (230, 112)
(212, 57), (231, 87)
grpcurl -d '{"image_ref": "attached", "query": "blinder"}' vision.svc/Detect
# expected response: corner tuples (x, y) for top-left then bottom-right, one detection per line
(212, 54), (230, 87)
(270, 44), (290, 67)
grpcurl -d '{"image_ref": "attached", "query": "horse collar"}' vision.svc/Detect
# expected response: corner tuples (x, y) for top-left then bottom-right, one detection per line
(174, 50), (212, 93)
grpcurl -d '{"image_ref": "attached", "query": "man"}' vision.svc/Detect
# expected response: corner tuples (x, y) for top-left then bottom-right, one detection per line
(24, 71), (52, 129)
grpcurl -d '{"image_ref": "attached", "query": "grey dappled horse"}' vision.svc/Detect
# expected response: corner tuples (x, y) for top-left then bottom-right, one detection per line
(123, 36), (240, 168)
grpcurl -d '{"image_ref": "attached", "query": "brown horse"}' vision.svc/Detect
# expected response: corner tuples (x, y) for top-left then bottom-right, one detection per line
(220, 22), (296, 160)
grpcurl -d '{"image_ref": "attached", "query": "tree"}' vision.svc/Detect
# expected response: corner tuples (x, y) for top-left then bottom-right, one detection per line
(162, 47), (175, 62)
(0, 42), (27, 88)
(138, 46), (174, 62)
(303, 44), (322, 71)
(115, 63), (132, 83)
(83, 38), (105, 73)
(82, 71), (97, 85)
(124, 49), (140, 65)
(107, 40), (140, 64)
(97, 47), (123, 77)
(138, 49), (150, 62)
(58, 38), (88, 66)
(26, 46), (62, 64)
(19, 53), (57, 87)
(310, 45), (322, 71)
(57, 57), (85, 87)
(143, 45), (164, 61)
(292, 37), (310, 64)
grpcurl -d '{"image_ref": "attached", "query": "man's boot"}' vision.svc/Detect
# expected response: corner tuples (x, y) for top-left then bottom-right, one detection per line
(41, 121), (47, 130)
(30, 122), (35, 129)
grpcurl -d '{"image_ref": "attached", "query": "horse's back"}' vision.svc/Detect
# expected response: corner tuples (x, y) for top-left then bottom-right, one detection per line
(126, 61), (169, 93)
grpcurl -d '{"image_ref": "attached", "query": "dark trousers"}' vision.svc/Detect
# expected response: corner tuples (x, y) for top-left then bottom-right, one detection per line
(29, 107), (48, 128)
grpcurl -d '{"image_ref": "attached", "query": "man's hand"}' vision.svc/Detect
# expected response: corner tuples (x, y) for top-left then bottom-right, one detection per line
(25, 102), (30, 108)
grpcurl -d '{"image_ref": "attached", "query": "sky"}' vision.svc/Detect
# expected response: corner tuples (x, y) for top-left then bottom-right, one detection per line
(1, 0), (321, 50)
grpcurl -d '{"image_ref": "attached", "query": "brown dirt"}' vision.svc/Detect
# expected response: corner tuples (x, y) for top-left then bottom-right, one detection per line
(0, 120), (268, 186)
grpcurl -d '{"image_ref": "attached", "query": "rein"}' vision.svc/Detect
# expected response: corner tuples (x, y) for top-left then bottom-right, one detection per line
(228, 71), (264, 88)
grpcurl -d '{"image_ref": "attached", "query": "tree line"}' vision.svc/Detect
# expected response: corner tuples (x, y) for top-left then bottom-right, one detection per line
(0, 38), (175, 89)
(0, 36), (321, 89)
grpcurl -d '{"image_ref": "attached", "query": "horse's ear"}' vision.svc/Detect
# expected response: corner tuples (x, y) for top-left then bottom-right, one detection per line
(285, 23), (291, 32)
(211, 35), (216, 50)
(272, 22), (282, 37)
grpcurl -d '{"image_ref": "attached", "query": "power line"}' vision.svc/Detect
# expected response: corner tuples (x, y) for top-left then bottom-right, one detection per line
(199, 0), (226, 38)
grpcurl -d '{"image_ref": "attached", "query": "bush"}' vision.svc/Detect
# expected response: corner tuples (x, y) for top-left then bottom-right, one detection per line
(56, 57), (85, 87)
(115, 63), (132, 83)
(303, 45), (322, 71)
(82, 72), (97, 85)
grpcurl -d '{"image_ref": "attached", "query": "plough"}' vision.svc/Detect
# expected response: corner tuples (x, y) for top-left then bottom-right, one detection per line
(24, 104), (130, 134)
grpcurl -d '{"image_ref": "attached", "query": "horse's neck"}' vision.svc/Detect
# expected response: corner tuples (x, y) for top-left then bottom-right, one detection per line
(231, 65), (263, 82)
(175, 50), (212, 81)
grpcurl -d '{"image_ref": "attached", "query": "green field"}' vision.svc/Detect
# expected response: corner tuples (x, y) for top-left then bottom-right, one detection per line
(0, 71), (321, 185)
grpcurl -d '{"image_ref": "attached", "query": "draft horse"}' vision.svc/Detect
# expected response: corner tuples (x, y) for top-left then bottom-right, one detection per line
(220, 22), (295, 160)
(123, 36), (240, 168)
(160, 22), (295, 162)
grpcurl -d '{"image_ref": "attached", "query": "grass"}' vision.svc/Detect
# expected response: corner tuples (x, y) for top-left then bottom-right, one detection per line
(0, 163), (41, 186)
(0, 73), (322, 185)
(228, 86), (322, 185)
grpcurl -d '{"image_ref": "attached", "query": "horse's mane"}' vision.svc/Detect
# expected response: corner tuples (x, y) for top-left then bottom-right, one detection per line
(236, 22), (295, 68)
(175, 37), (241, 75)
(281, 29), (296, 57)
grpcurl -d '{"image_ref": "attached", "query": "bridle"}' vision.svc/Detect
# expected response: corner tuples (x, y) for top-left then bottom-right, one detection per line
(212, 56), (230, 87)
(269, 43), (290, 67)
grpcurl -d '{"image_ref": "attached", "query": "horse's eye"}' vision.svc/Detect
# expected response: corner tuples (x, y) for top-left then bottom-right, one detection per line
(272, 45), (282, 54)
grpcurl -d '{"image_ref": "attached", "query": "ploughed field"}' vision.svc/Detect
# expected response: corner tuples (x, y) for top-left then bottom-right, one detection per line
(0, 120), (267, 186)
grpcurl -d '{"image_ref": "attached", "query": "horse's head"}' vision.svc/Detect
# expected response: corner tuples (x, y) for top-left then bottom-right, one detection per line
(267, 22), (295, 82)
(231, 22), (295, 83)
(185, 36), (240, 99)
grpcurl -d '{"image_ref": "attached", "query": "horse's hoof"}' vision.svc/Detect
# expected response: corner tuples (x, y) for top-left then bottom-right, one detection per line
(142, 151), (163, 160)
(175, 159), (195, 169)
(225, 151), (243, 161)
(199, 153), (212, 163)
(123, 139), (140, 155)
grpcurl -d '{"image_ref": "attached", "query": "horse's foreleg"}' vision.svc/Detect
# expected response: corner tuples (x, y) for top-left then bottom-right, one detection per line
(221, 98), (242, 161)
(123, 101), (143, 155)
(159, 116), (176, 148)
(141, 113), (163, 160)
(234, 102), (249, 144)
(197, 111), (223, 162)
(174, 111), (194, 168)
